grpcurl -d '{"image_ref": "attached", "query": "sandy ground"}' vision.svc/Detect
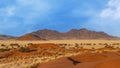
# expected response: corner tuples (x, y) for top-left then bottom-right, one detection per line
(36, 52), (120, 68)
(0, 40), (120, 68)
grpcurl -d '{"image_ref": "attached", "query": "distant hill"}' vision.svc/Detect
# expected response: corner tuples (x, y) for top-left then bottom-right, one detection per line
(0, 35), (15, 40)
(17, 33), (45, 40)
(17, 28), (119, 40)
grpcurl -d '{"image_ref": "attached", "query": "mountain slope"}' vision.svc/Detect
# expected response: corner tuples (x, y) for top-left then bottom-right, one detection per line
(17, 33), (45, 40)
(0, 35), (15, 40)
(17, 28), (119, 40)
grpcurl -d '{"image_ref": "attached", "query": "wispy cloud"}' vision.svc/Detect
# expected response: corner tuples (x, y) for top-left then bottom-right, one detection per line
(0, 0), (54, 36)
(100, 0), (120, 19)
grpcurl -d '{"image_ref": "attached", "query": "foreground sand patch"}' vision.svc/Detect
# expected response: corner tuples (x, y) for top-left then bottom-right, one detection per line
(71, 53), (107, 62)
(95, 58), (120, 68)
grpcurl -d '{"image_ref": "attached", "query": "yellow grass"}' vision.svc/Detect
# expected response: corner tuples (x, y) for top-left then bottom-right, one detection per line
(0, 40), (120, 49)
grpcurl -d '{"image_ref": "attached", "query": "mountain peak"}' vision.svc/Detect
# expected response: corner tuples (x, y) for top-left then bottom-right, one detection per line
(16, 33), (44, 40)
(79, 28), (88, 31)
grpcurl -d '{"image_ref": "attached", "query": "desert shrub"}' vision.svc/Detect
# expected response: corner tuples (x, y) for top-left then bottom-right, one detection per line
(102, 51), (108, 53)
(116, 43), (120, 45)
(117, 50), (120, 52)
(58, 44), (63, 46)
(28, 43), (33, 45)
(19, 47), (31, 52)
(116, 47), (119, 48)
(92, 47), (95, 50)
(0, 56), (5, 59)
(30, 63), (39, 68)
(80, 43), (83, 45)
(99, 43), (102, 45)
(1, 44), (5, 46)
(112, 43), (116, 45)
(10, 43), (20, 47)
(104, 45), (113, 48)
(63, 43), (67, 46)
(93, 43), (96, 45)
(10, 43), (20, 49)
(86, 43), (92, 46)
(0, 48), (10, 52)
(104, 43), (109, 46)
(75, 43), (79, 47)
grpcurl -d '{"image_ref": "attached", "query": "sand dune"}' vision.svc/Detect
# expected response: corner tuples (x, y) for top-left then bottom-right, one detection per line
(35, 53), (120, 68)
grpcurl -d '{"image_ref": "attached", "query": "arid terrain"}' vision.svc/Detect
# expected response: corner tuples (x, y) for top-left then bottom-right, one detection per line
(0, 40), (120, 68)
(0, 26), (120, 68)
(0, 0), (119, 67)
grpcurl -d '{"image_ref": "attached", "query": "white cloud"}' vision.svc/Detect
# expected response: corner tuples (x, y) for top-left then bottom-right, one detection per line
(100, 0), (120, 19)
(83, 0), (120, 36)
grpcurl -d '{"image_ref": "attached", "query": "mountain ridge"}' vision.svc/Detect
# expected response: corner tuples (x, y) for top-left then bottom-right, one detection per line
(17, 28), (120, 40)
(0, 28), (119, 40)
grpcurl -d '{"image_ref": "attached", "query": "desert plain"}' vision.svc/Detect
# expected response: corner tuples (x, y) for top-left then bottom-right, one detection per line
(0, 40), (120, 68)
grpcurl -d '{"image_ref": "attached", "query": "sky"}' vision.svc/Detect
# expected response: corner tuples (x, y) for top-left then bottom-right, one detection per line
(0, 0), (120, 37)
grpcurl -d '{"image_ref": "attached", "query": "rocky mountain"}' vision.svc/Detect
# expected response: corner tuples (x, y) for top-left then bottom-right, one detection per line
(0, 35), (15, 40)
(17, 28), (119, 40)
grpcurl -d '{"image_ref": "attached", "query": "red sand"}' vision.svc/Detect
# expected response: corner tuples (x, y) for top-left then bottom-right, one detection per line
(95, 58), (120, 68)
(36, 53), (120, 68)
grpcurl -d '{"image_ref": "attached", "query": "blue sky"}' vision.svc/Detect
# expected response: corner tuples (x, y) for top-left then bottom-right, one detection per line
(0, 0), (120, 36)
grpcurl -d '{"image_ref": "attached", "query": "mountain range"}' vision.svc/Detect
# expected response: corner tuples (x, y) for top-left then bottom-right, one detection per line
(0, 28), (119, 40)
(0, 35), (15, 40)
(17, 28), (119, 40)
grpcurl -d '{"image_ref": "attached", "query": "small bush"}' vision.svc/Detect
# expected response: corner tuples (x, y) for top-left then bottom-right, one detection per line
(75, 43), (79, 47)
(10, 43), (20, 47)
(28, 43), (33, 45)
(1, 44), (6, 46)
(19, 47), (31, 52)
(104, 45), (113, 48)
(0, 48), (10, 52)
(30, 63), (39, 68)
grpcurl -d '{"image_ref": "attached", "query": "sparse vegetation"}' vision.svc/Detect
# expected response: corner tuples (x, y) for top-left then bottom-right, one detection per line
(0, 48), (10, 52)
(28, 43), (33, 46)
(0, 40), (120, 68)
(104, 45), (114, 48)
(1, 44), (6, 46)
(19, 47), (31, 52)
